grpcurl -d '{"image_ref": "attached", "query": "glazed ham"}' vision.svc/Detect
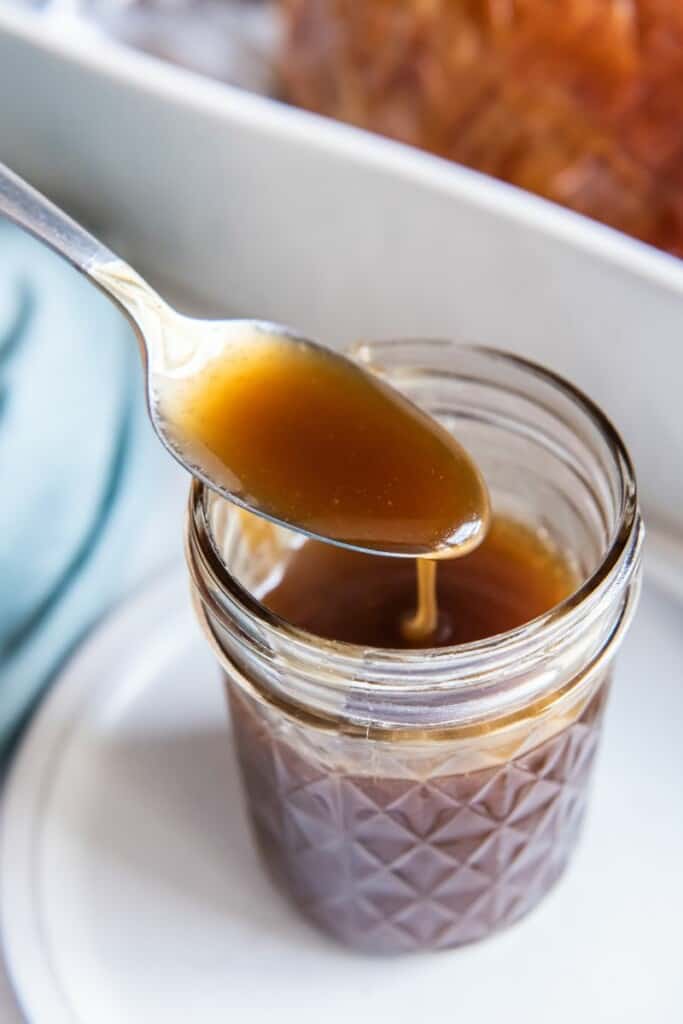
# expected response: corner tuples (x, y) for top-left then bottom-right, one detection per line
(280, 0), (683, 254)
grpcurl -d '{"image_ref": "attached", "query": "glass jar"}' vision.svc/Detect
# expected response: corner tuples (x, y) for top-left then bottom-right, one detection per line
(185, 341), (643, 954)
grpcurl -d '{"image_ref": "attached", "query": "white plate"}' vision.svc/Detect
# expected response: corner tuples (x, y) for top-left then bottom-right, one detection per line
(2, 565), (682, 1023)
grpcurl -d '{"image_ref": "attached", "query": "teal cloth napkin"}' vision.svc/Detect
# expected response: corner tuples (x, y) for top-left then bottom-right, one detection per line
(0, 223), (163, 757)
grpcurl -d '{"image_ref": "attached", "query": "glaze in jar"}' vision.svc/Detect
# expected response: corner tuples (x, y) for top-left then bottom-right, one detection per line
(186, 341), (643, 954)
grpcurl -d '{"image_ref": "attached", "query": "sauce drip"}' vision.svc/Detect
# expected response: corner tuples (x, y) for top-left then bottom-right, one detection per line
(161, 330), (489, 558)
(263, 516), (577, 648)
(402, 560), (439, 642)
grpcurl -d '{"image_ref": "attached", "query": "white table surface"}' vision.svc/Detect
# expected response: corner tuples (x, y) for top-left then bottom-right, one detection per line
(0, 956), (22, 1022)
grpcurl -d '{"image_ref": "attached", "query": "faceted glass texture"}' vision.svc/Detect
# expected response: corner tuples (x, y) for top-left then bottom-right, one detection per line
(229, 680), (608, 953)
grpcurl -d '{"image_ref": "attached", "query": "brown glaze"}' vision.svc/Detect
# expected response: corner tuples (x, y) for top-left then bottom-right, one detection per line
(162, 331), (488, 557)
(223, 516), (594, 953)
(264, 515), (578, 647)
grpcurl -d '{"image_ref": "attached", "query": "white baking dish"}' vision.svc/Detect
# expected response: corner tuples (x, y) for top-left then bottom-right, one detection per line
(1, 5), (682, 562)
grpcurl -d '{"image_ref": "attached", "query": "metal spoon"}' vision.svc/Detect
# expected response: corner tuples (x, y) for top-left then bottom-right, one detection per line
(0, 163), (489, 558)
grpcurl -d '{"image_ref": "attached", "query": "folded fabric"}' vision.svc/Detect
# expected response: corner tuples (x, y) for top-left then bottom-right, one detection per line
(0, 223), (168, 760)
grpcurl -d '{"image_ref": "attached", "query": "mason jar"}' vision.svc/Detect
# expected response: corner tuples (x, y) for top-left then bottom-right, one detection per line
(185, 341), (643, 954)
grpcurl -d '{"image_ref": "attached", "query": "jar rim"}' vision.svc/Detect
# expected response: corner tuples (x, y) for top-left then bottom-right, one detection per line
(187, 341), (643, 677)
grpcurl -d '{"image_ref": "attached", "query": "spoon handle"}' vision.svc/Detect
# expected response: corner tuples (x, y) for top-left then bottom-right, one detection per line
(0, 163), (170, 361)
(0, 162), (116, 272)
